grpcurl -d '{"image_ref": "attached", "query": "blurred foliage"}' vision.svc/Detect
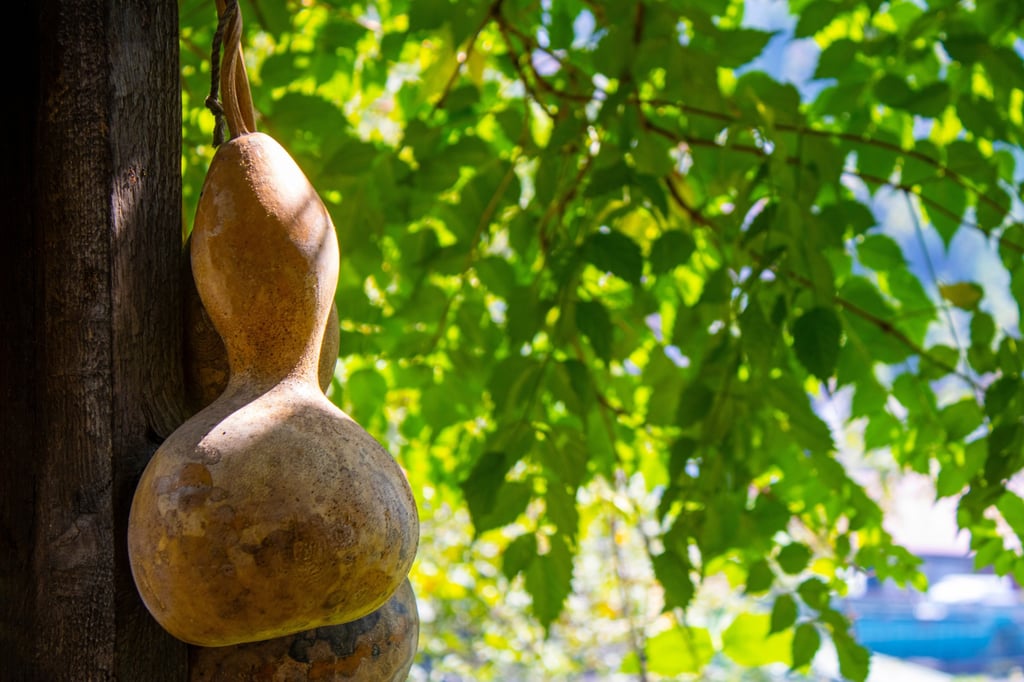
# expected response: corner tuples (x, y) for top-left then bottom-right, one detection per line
(179, 0), (1024, 679)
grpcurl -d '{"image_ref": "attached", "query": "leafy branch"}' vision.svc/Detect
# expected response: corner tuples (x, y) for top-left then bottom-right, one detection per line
(432, 0), (505, 114)
(484, 18), (1020, 248)
(660, 170), (982, 389)
(427, 151), (522, 352)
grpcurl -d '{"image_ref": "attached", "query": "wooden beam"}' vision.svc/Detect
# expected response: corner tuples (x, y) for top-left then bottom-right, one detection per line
(1, 0), (188, 677)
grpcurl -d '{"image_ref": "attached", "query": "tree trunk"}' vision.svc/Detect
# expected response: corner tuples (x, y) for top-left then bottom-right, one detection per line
(1, 0), (188, 679)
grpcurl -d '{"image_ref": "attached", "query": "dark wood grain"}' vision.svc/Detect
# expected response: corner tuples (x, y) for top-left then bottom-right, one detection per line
(0, 0), (188, 678)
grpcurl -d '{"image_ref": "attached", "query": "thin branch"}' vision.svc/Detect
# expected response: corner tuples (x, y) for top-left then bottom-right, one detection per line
(431, 0), (504, 114)
(662, 176), (714, 230)
(645, 114), (1024, 255)
(495, 17), (559, 118)
(489, 9), (1018, 233)
(906, 191), (967, 355)
(610, 512), (650, 682)
(570, 336), (649, 680)
(488, 39), (1019, 241)
(637, 99), (1016, 229)
(497, 18), (596, 100)
(850, 170), (1023, 254)
(661, 178), (983, 390)
(538, 152), (595, 252)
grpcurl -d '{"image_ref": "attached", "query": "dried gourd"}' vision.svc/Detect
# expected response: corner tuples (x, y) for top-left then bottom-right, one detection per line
(127, 2), (418, 647)
(182, 238), (340, 412)
(189, 578), (419, 681)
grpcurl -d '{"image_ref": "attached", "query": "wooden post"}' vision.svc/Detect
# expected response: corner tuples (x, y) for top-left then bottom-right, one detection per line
(1, 0), (188, 678)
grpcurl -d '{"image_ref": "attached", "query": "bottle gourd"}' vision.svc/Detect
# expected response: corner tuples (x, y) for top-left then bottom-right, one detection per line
(182, 237), (341, 413)
(189, 578), (419, 680)
(127, 1), (418, 647)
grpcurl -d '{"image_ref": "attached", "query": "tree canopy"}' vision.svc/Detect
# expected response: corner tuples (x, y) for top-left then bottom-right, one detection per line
(179, 0), (1024, 679)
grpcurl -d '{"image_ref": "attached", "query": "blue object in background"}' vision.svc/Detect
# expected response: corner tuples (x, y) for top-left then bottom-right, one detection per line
(839, 554), (1024, 675)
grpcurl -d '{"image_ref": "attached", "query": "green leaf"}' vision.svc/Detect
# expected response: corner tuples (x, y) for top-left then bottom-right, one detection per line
(741, 557), (770, 593)
(324, 137), (379, 177)
(650, 230), (696, 275)
(745, 559), (775, 594)
(488, 356), (542, 414)
(632, 130), (675, 176)
(770, 594), (798, 634)
(461, 451), (531, 534)
(346, 368), (388, 424)
(408, 0), (451, 31)
(939, 282), (984, 311)
(936, 439), (987, 497)
(815, 39), (857, 79)
(940, 399), (984, 441)
(795, 0), (840, 37)
(503, 533), (538, 580)
(986, 376), (1022, 420)
(766, 377), (835, 452)
(585, 230), (644, 284)
(778, 542), (812, 575)
(792, 306), (842, 380)
(922, 181), (967, 245)
(791, 622), (821, 670)
(585, 160), (632, 198)
(721, 613), (793, 667)
(677, 381), (714, 428)
(875, 75), (949, 117)
(858, 233), (904, 271)
(797, 577), (830, 611)
(715, 27), (774, 68)
(864, 412), (901, 451)
(834, 630), (871, 682)
(874, 74), (913, 108)
(905, 81), (951, 117)
(475, 256), (517, 298)
(640, 626), (715, 676)
(546, 484), (580, 538)
(652, 550), (694, 610)
(575, 299), (614, 363)
(542, 429), (589, 488)
(971, 311), (997, 349)
(505, 284), (544, 347)
(998, 491), (1024, 540)
(524, 533), (574, 631)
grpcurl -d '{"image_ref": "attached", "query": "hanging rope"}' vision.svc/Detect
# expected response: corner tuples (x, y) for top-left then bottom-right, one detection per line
(204, 0), (256, 145)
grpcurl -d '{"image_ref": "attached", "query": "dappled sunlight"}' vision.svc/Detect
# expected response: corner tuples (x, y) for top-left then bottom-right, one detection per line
(173, 0), (1024, 678)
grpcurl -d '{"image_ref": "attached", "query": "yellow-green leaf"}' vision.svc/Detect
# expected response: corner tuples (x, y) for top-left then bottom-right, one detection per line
(721, 612), (793, 667)
(939, 281), (984, 311)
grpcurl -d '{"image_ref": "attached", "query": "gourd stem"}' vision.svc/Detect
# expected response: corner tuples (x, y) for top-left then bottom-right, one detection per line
(213, 0), (256, 140)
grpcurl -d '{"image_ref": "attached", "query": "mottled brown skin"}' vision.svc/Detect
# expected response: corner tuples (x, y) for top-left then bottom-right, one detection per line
(189, 579), (419, 681)
(128, 132), (419, 646)
(182, 241), (340, 412)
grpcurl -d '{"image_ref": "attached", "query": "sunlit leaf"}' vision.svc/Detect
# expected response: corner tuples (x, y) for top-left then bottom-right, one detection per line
(722, 612), (793, 667)
(174, 1), (1024, 675)
(635, 626), (714, 675)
